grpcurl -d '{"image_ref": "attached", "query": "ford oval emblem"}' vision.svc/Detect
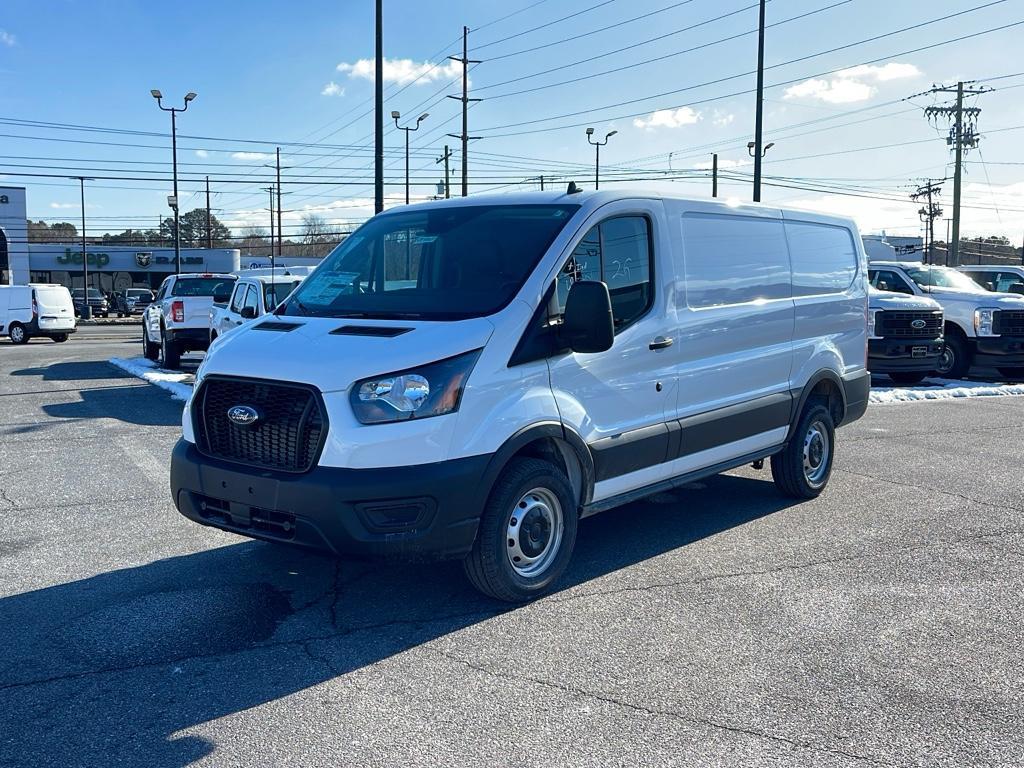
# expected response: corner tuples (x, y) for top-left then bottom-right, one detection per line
(227, 405), (260, 426)
(911, 319), (927, 329)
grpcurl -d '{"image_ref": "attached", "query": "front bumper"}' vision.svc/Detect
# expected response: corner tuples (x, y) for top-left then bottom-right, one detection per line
(868, 338), (943, 373)
(974, 336), (1024, 368)
(170, 438), (490, 561)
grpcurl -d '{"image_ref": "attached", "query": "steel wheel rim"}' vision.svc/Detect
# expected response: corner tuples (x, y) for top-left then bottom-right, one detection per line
(506, 487), (564, 578)
(936, 345), (954, 375)
(803, 420), (831, 488)
(10, 326), (23, 343)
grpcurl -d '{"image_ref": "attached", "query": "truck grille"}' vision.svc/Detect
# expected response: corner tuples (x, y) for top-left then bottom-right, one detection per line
(994, 310), (1024, 336)
(878, 310), (943, 339)
(195, 377), (326, 473)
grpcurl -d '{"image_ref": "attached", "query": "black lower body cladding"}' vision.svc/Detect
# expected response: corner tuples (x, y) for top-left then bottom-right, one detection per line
(868, 338), (943, 374)
(973, 336), (1024, 368)
(170, 438), (490, 561)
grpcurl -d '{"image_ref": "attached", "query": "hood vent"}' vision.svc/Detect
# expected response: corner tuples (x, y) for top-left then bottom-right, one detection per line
(330, 325), (413, 338)
(253, 321), (303, 332)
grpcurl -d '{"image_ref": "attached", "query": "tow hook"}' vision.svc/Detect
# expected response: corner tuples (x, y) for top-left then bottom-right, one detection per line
(752, 459), (765, 470)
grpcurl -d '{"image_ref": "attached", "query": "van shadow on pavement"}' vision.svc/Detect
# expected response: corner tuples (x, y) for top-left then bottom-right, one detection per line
(0, 473), (797, 767)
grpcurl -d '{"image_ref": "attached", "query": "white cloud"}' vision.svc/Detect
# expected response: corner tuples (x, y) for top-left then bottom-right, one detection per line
(633, 107), (701, 130)
(50, 202), (99, 210)
(712, 110), (735, 127)
(231, 152), (269, 161)
(194, 149), (209, 158)
(0, 30), (15, 47)
(784, 62), (921, 104)
(694, 158), (748, 171)
(321, 81), (345, 97)
(336, 57), (463, 86)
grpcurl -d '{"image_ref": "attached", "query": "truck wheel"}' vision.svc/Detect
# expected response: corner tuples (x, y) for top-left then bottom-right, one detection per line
(52, 333), (69, 343)
(463, 458), (578, 603)
(160, 330), (181, 370)
(8, 323), (29, 345)
(771, 402), (835, 499)
(997, 368), (1024, 380)
(889, 371), (928, 385)
(935, 335), (970, 379)
(142, 326), (159, 360)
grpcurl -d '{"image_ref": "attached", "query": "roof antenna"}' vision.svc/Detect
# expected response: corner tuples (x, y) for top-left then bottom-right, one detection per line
(566, 181), (581, 195)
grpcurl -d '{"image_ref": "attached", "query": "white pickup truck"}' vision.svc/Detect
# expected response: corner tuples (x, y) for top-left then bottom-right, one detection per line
(209, 273), (305, 343)
(869, 261), (1024, 379)
(143, 273), (237, 369)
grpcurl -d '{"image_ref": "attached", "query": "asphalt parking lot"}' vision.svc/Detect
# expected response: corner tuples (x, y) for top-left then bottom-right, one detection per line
(1, 326), (1022, 767)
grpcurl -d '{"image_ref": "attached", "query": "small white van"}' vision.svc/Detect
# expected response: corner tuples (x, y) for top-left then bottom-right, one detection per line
(0, 284), (76, 344)
(171, 191), (870, 601)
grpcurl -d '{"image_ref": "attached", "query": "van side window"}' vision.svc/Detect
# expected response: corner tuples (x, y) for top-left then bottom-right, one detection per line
(785, 221), (857, 295)
(681, 213), (790, 308)
(556, 215), (653, 330)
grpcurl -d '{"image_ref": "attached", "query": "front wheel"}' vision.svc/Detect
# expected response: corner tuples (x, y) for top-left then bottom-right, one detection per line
(935, 335), (970, 379)
(142, 324), (159, 360)
(997, 368), (1024, 380)
(771, 403), (835, 499)
(8, 323), (29, 344)
(463, 458), (578, 602)
(889, 371), (928, 385)
(52, 333), (69, 343)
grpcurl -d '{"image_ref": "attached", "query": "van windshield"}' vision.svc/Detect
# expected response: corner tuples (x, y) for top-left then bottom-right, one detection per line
(281, 204), (578, 320)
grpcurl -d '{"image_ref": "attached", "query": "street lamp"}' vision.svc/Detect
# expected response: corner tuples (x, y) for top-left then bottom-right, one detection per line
(586, 128), (617, 190)
(152, 89), (197, 274)
(747, 141), (774, 201)
(393, 111), (429, 204)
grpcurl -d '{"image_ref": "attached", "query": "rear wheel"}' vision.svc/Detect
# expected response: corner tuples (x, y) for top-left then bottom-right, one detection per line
(463, 458), (578, 602)
(8, 323), (28, 345)
(52, 333), (69, 343)
(997, 368), (1024, 380)
(771, 403), (835, 499)
(935, 334), (970, 379)
(888, 371), (928, 385)
(159, 329), (181, 369)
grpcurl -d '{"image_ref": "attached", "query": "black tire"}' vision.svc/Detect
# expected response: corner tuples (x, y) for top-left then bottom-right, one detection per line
(142, 325), (159, 360)
(463, 458), (578, 602)
(159, 329), (181, 370)
(771, 402), (835, 499)
(888, 371), (928, 385)
(52, 333), (69, 343)
(935, 334), (970, 379)
(8, 323), (29, 345)
(997, 367), (1024, 380)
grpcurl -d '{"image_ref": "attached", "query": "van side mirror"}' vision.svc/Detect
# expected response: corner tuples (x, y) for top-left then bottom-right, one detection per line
(213, 287), (232, 304)
(561, 280), (614, 354)
(239, 306), (257, 320)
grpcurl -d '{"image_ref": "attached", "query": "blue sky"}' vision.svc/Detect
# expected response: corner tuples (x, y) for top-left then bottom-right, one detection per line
(0, 0), (1021, 240)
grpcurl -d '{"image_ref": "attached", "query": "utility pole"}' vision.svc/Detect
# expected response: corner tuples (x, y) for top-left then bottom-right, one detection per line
(205, 176), (212, 249)
(911, 179), (943, 265)
(447, 26), (481, 197)
(262, 186), (275, 264)
(712, 153), (718, 198)
(436, 144), (452, 198)
(923, 81), (989, 266)
(539, 175), (544, 191)
(752, 0), (766, 202)
(275, 147), (283, 258)
(374, 0), (384, 214)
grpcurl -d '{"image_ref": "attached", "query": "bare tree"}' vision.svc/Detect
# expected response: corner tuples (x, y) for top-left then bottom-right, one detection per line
(238, 226), (272, 257)
(299, 214), (336, 258)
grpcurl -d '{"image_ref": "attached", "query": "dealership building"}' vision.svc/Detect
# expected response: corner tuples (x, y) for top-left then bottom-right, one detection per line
(1, 185), (321, 292)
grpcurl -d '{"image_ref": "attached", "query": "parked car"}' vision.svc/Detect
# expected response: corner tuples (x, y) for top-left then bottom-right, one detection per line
(209, 274), (305, 343)
(959, 265), (1024, 296)
(112, 288), (155, 317)
(867, 287), (944, 384)
(0, 284), (76, 343)
(869, 261), (1024, 379)
(171, 191), (870, 601)
(142, 273), (236, 369)
(71, 288), (109, 317)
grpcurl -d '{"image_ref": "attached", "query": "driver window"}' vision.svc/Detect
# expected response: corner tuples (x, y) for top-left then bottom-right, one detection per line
(230, 284), (246, 312)
(242, 286), (259, 314)
(872, 270), (913, 294)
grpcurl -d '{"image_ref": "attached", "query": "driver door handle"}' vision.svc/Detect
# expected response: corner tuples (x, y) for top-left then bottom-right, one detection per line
(649, 336), (673, 350)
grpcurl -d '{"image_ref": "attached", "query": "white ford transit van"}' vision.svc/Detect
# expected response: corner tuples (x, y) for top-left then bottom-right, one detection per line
(0, 284), (76, 344)
(171, 191), (869, 601)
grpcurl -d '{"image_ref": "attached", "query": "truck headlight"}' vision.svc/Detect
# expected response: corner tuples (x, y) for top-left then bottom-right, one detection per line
(868, 310), (882, 339)
(350, 349), (481, 424)
(974, 308), (998, 337)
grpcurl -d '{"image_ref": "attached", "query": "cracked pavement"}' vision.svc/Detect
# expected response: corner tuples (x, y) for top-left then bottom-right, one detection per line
(1, 326), (1023, 767)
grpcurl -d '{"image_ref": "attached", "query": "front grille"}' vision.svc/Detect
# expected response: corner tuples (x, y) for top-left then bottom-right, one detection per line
(994, 310), (1024, 336)
(878, 310), (943, 339)
(196, 377), (326, 472)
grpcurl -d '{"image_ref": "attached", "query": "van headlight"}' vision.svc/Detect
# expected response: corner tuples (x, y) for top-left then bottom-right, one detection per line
(350, 349), (481, 424)
(974, 308), (998, 337)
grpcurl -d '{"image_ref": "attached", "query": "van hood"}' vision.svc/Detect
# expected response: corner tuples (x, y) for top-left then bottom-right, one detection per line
(868, 290), (940, 311)
(200, 315), (496, 394)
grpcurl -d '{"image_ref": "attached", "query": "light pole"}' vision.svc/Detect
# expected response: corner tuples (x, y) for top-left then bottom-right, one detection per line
(70, 176), (94, 319)
(747, 140), (774, 200)
(393, 111), (429, 204)
(586, 128), (616, 190)
(151, 89), (196, 274)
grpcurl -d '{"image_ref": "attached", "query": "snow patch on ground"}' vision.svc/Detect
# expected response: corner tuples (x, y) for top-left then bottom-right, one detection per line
(109, 357), (194, 401)
(870, 378), (1024, 404)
